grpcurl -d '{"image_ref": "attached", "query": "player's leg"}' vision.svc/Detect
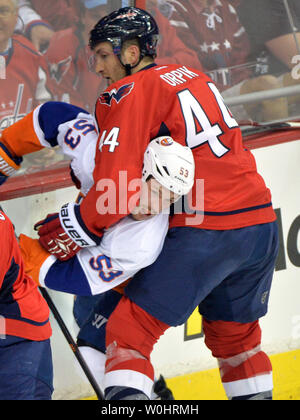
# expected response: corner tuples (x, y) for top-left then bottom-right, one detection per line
(105, 296), (170, 400)
(203, 319), (273, 400)
(104, 221), (278, 400)
(78, 292), (169, 400)
(199, 221), (279, 400)
(76, 288), (174, 400)
(73, 294), (104, 328)
(104, 226), (255, 400)
(76, 289), (123, 392)
(0, 336), (53, 400)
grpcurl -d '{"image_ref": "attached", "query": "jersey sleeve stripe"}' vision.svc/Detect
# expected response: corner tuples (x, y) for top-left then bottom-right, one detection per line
(74, 203), (103, 245)
(39, 254), (57, 288)
(59, 202), (100, 247)
(35, 102), (90, 148)
(43, 256), (93, 296)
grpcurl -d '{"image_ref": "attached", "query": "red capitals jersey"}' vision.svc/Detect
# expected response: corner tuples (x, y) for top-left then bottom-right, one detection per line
(0, 210), (51, 341)
(151, 8), (202, 70)
(78, 63), (276, 238)
(31, 0), (81, 31)
(167, 0), (252, 90)
(0, 35), (52, 133)
(45, 28), (105, 111)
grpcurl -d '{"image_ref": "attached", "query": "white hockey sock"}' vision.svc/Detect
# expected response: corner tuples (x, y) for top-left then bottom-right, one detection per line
(78, 346), (106, 392)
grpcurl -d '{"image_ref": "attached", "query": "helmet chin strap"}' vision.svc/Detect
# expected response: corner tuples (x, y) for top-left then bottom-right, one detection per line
(124, 63), (133, 76)
(118, 52), (145, 76)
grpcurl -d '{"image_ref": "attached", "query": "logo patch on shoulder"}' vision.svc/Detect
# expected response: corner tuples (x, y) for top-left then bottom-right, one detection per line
(99, 82), (135, 106)
(160, 137), (174, 146)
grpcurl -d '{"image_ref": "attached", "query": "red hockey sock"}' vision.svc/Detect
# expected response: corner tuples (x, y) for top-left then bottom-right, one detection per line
(203, 318), (273, 399)
(105, 296), (169, 399)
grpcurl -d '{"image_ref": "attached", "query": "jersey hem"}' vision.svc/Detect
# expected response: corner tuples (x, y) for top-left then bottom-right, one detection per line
(3, 318), (52, 341)
(169, 207), (277, 230)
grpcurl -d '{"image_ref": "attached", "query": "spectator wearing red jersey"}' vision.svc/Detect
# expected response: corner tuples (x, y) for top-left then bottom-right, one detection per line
(17, 0), (55, 52)
(0, 207), (53, 400)
(161, 0), (251, 91)
(162, 0), (290, 122)
(42, 0), (107, 111)
(0, 0), (52, 134)
(31, 0), (81, 31)
(44, 0), (202, 113)
(236, 0), (300, 121)
(146, 1), (202, 69)
(17, 0), (82, 52)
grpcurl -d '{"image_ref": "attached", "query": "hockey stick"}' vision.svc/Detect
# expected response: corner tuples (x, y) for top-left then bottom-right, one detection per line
(39, 286), (105, 401)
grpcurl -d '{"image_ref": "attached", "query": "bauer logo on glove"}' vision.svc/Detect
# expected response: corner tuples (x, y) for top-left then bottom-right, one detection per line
(34, 212), (81, 261)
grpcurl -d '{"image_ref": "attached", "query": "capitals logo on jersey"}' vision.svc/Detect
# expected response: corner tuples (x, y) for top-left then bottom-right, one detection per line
(49, 56), (72, 84)
(99, 82), (134, 106)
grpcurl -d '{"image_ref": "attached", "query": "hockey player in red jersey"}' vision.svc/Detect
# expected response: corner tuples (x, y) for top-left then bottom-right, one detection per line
(0, 207), (53, 399)
(1, 7), (278, 400)
(0, 0), (52, 133)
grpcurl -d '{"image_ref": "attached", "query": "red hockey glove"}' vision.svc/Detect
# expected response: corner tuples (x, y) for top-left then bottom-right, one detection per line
(34, 213), (81, 260)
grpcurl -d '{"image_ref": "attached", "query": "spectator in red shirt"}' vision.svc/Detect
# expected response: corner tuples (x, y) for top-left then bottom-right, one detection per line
(161, 0), (290, 122)
(146, 1), (202, 69)
(17, 0), (55, 51)
(160, 0), (251, 91)
(29, 0), (81, 31)
(236, 0), (300, 120)
(0, 0), (52, 134)
(43, 0), (202, 112)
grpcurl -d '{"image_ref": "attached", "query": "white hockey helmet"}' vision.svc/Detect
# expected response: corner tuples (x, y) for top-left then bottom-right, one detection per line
(142, 136), (195, 195)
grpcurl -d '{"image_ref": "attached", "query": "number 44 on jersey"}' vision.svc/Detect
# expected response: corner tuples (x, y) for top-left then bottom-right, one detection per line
(98, 83), (238, 157)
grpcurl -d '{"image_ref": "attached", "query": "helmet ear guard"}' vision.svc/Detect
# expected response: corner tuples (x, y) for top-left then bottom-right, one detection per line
(142, 137), (195, 196)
